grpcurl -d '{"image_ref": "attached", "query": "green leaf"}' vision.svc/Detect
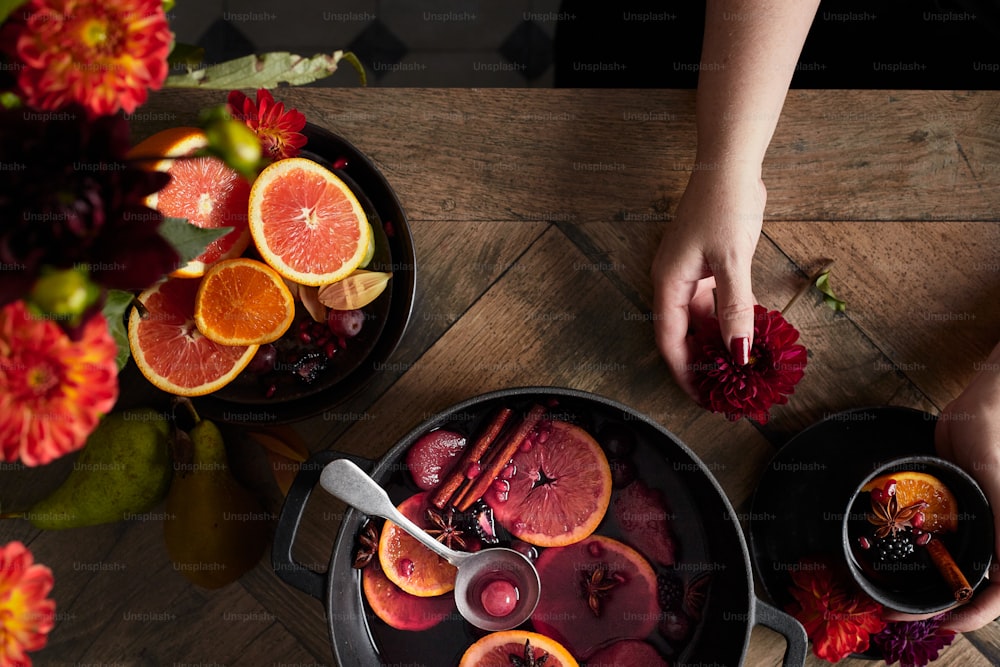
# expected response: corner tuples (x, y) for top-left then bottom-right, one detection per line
(162, 0), (175, 13)
(339, 51), (367, 87)
(167, 42), (205, 68)
(163, 50), (348, 90)
(102, 289), (135, 370)
(0, 0), (29, 25)
(159, 217), (232, 266)
(815, 270), (847, 312)
(0, 91), (21, 109)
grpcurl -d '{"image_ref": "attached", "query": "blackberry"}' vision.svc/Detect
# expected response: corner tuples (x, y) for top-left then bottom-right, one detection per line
(657, 571), (684, 611)
(872, 533), (915, 563)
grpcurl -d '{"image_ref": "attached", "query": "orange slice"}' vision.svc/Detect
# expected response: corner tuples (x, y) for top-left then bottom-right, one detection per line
(248, 157), (371, 286)
(377, 491), (457, 597)
(459, 630), (579, 667)
(129, 127), (252, 278)
(128, 276), (258, 396)
(862, 471), (959, 533)
(194, 258), (294, 345)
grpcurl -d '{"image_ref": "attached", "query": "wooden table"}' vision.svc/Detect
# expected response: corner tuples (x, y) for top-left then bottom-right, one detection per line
(2, 88), (999, 666)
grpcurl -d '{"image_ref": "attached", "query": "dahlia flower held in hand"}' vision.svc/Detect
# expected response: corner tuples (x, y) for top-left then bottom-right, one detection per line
(871, 615), (955, 667)
(0, 300), (118, 466)
(0, 541), (55, 667)
(692, 304), (807, 423)
(227, 88), (308, 160)
(0, 0), (172, 116)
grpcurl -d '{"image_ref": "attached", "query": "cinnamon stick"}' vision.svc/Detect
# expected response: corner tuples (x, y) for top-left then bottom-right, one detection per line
(453, 403), (548, 511)
(431, 407), (513, 509)
(925, 538), (973, 602)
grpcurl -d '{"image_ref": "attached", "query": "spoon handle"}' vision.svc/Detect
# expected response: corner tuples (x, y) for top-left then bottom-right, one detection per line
(320, 458), (468, 566)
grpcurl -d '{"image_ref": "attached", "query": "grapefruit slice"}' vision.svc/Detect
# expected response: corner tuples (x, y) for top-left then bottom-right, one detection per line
(194, 258), (295, 345)
(129, 127), (252, 278)
(377, 491), (457, 597)
(362, 557), (454, 631)
(488, 420), (612, 547)
(531, 535), (659, 660)
(459, 630), (578, 667)
(862, 471), (959, 533)
(248, 157), (371, 286)
(128, 276), (258, 396)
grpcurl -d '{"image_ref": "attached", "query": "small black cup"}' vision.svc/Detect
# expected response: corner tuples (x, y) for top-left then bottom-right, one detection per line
(842, 455), (994, 614)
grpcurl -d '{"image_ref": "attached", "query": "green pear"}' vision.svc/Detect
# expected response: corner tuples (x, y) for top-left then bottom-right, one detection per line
(27, 408), (172, 529)
(163, 418), (269, 589)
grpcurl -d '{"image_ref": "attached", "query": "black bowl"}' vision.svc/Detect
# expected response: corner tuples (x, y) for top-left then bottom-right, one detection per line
(842, 455), (993, 615)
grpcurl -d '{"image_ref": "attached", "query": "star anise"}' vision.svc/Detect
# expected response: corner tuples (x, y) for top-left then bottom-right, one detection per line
(868, 484), (928, 539)
(581, 563), (623, 617)
(425, 507), (467, 550)
(352, 519), (379, 569)
(508, 638), (549, 666)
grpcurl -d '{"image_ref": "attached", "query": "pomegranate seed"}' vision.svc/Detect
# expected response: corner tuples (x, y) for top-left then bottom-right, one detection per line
(493, 490), (509, 503)
(884, 480), (897, 497)
(396, 558), (414, 577)
(858, 536), (871, 549)
(315, 334), (330, 347)
(500, 463), (517, 480)
(587, 541), (603, 558)
(298, 320), (312, 333)
(264, 383), (278, 399)
(911, 511), (925, 528)
(466, 462), (482, 479)
(492, 479), (510, 494)
(916, 533), (932, 546)
(332, 157), (349, 170)
(384, 221), (395, 237)
(519, 437), (534, 453)
(536, 430), (549, 444)
(298, 331), (312, 344)
(324, 342), (337, 359)
(871, 488), (885, 504)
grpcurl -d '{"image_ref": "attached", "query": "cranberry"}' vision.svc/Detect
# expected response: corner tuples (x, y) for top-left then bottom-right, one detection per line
(396, 558), (414, 578)
(911, 511), (925, 529)
(500, 463), (517, 480)
(328, 309), (364, 338)
(480, 578), (518, 617)
(466, 462), (482, 479)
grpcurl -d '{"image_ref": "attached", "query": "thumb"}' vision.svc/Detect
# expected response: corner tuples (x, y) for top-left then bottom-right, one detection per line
(713, 265), (756, 366)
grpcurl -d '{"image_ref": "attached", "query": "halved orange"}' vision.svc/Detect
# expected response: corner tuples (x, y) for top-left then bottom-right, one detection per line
(129, 127), (252, 278)
(377, 491), (457, 597)
(459, 630), (578, 667)
(194, 258), (294, 345)
(862, 471), (959, 533)
(128, 276), (258, 396)
(490, 421), (613, 548)
(248, 157), (371, 286)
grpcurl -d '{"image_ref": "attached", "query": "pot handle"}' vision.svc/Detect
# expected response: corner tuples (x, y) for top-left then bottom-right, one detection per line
(272, 449), (374, 601)
(754, 598), (808, 667)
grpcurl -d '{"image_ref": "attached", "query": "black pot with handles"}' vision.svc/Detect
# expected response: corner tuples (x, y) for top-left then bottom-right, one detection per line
(273, 387), (808, 666)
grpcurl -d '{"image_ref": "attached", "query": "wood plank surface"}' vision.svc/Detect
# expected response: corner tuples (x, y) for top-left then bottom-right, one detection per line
(3, 88), (999, 667)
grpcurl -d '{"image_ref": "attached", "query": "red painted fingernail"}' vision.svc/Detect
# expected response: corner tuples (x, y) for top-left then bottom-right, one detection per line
(731, 336), (750, 365)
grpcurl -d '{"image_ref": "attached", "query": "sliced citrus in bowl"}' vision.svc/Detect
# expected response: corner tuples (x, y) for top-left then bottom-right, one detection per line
(128, 127), (252, 278)
(862, 471), (959, 533)
(459, 630), (578, 667)
(488, 420), (613, 547)
(248, 157), (371, 286)
(194, 258), (295, 345)
(377, 491), (457, 597)
(128, 276), (258, 396)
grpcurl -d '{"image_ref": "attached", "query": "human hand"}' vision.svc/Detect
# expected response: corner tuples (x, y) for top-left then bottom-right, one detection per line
(651, 165), (765, 401)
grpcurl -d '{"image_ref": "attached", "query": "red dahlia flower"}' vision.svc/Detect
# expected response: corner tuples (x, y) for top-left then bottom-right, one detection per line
(227, 88), (308, 160)
(0, 300), (118, 467)
(0, 0), (172, 116)
(786, 560), (885, 663)
(692, 304), (807, 423)
(0, 541), (55, 667)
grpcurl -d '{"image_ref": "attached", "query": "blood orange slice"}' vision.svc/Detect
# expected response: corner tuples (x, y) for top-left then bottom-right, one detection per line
(862, 471), (959, 533)
(362, 557), (454, 631)
(488, 420), (612, 547)
(377, 491), (457, 597)
(531, 535), (659, 660)
(459, 630), (578, 667)
(194, 258), (295, 345)
(248, 157), (371, 286)
(129, 127), (252, 278)
(128, 277), (258, 396)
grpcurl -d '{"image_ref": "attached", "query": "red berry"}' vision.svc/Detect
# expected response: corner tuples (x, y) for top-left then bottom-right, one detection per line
(328, 309), (364, 338)
(858, 536), (871, 550)
(480, 579), (518, 617)
(911, 511), (925, 529)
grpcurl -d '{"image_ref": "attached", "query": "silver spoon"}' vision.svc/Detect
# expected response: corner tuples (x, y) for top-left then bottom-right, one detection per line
(320, 458), (541, 631)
